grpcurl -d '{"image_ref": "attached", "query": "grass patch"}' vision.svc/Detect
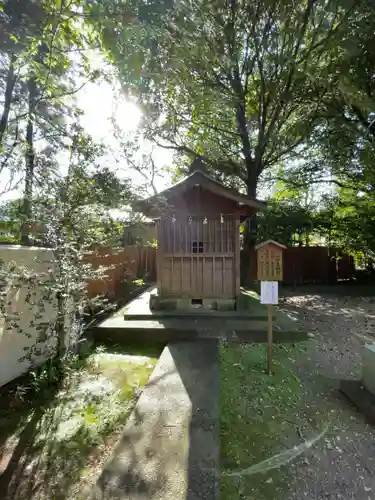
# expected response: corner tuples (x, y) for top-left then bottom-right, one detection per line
(221, 341), (313, 500)
(222, 288), (372, 499)
(0, 343), (161, 500)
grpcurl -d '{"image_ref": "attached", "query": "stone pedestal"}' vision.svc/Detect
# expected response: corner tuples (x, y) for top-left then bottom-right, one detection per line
(362, 343), (375, 396)
(149, 293), (235, 312)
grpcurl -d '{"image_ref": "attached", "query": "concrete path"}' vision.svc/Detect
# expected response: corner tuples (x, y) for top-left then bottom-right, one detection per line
(91, 340), (220, 500)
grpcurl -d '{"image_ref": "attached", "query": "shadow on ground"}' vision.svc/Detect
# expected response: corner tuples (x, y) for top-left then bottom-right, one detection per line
(0, 342), (162, 500)
(0, 373), (70, 500)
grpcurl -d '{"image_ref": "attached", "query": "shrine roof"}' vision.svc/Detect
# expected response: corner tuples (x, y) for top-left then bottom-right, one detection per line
(134, 167), (266, 216)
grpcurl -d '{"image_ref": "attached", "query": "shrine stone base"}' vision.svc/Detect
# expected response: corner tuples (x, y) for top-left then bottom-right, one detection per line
(149, 294), (236, 312)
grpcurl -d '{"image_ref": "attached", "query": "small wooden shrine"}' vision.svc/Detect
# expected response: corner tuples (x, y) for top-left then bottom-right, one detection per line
(136, 160), (266, 311)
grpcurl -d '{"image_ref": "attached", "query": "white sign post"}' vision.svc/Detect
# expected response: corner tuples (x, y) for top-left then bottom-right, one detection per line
(260, 281), (279, 374)
(260, 281), (278, 305)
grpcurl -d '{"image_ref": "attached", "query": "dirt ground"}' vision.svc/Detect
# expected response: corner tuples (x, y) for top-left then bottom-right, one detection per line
(279, 286), (375, 500)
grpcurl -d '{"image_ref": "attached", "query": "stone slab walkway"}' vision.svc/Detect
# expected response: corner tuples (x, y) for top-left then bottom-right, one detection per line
(91, 340), (220, 500)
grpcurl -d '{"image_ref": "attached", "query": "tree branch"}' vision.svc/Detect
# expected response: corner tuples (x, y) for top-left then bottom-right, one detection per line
(272, 175), (349, 190)
(264, 0), (317, 147)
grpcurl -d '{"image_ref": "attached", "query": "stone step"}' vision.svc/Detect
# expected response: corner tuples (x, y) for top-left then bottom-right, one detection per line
(340, 379), (375, 426)
(363, 343), (375, 396)
(93, 320), (307, 345)
(123, 312), (273, 321)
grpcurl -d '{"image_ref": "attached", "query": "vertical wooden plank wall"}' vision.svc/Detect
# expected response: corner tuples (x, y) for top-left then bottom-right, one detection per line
(158, 215), (238, 298)
(156, 219), (163, 295)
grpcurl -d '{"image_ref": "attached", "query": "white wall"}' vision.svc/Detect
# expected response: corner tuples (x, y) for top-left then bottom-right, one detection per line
(0, 246), (58, 387)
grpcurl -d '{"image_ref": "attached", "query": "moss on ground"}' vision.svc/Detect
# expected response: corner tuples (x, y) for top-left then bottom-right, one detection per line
(220, 342), (314, 500)
(0, 343), (161, 500)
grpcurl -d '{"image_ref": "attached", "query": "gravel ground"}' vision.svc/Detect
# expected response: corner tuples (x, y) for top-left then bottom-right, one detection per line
(278, 289), (375, 500)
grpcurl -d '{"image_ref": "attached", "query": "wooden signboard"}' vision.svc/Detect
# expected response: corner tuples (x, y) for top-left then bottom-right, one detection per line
(255, 240), (286, 374)
(255, 240), (286, 282)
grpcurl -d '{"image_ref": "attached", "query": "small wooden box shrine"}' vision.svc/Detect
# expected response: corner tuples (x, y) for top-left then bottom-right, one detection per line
(135, 161), (265, 311)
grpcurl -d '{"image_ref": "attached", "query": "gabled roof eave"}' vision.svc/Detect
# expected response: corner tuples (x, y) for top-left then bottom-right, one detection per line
(134, 169), (266, 213)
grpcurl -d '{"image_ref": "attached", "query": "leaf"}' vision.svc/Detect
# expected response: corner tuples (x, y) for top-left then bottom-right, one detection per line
(83, 405), (100, 425)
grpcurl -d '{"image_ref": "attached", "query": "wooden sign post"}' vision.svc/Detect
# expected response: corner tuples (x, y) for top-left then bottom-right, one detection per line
(255, 240), (286, 374)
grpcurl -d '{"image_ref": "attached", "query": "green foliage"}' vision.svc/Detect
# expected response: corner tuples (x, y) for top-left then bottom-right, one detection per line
(93, 0), (357, 198)
(258, 201), (315, 247)
(0, 0), (102, 239)
(90, 0), (375, 257)
(0, 199), (23, 241)
(0, 1), (148, 416)
(0, 233), (19, 244)
(1, 163), (132, 247)
(281, 0), (375, 255)
(0, 142), (136, 391)
(317, 192), (375, 255)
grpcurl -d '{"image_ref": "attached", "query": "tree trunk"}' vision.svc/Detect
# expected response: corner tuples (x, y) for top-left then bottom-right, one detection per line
(298, 231), (303, 247)
(55, 290), (66, 361)
(20, 75), (37, 246)
(0, 54), (16, 145)
(305, 231), (310, 246)
(241, 175), (259, 286)
(232, 75), (262, 286)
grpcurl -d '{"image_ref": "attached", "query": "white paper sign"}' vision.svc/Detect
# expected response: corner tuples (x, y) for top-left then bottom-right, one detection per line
(260, 281), (278, 304)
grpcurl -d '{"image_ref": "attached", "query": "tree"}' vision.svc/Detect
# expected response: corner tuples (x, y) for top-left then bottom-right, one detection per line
(94, 0), (356, 196)
(0, 1), (151, 384)
(0, 0), (101, 243)
(0, 154), (133, 246)
(286, 0), (375, 258)
(0, 134), (137, 377)
(289, 0), (375, 191)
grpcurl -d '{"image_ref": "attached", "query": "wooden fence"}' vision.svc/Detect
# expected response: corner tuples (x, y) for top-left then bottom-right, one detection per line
(86, 245), (355, 299)
(283, 246), (355, 285)
(244, 246), (355, 285)
(85, 246), (156, 298)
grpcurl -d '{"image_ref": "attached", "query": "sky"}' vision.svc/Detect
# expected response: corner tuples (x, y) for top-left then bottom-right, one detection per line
(75, 49), (173, 195)
(79, 82), (142, 144)
(76, 78), (173, 194)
